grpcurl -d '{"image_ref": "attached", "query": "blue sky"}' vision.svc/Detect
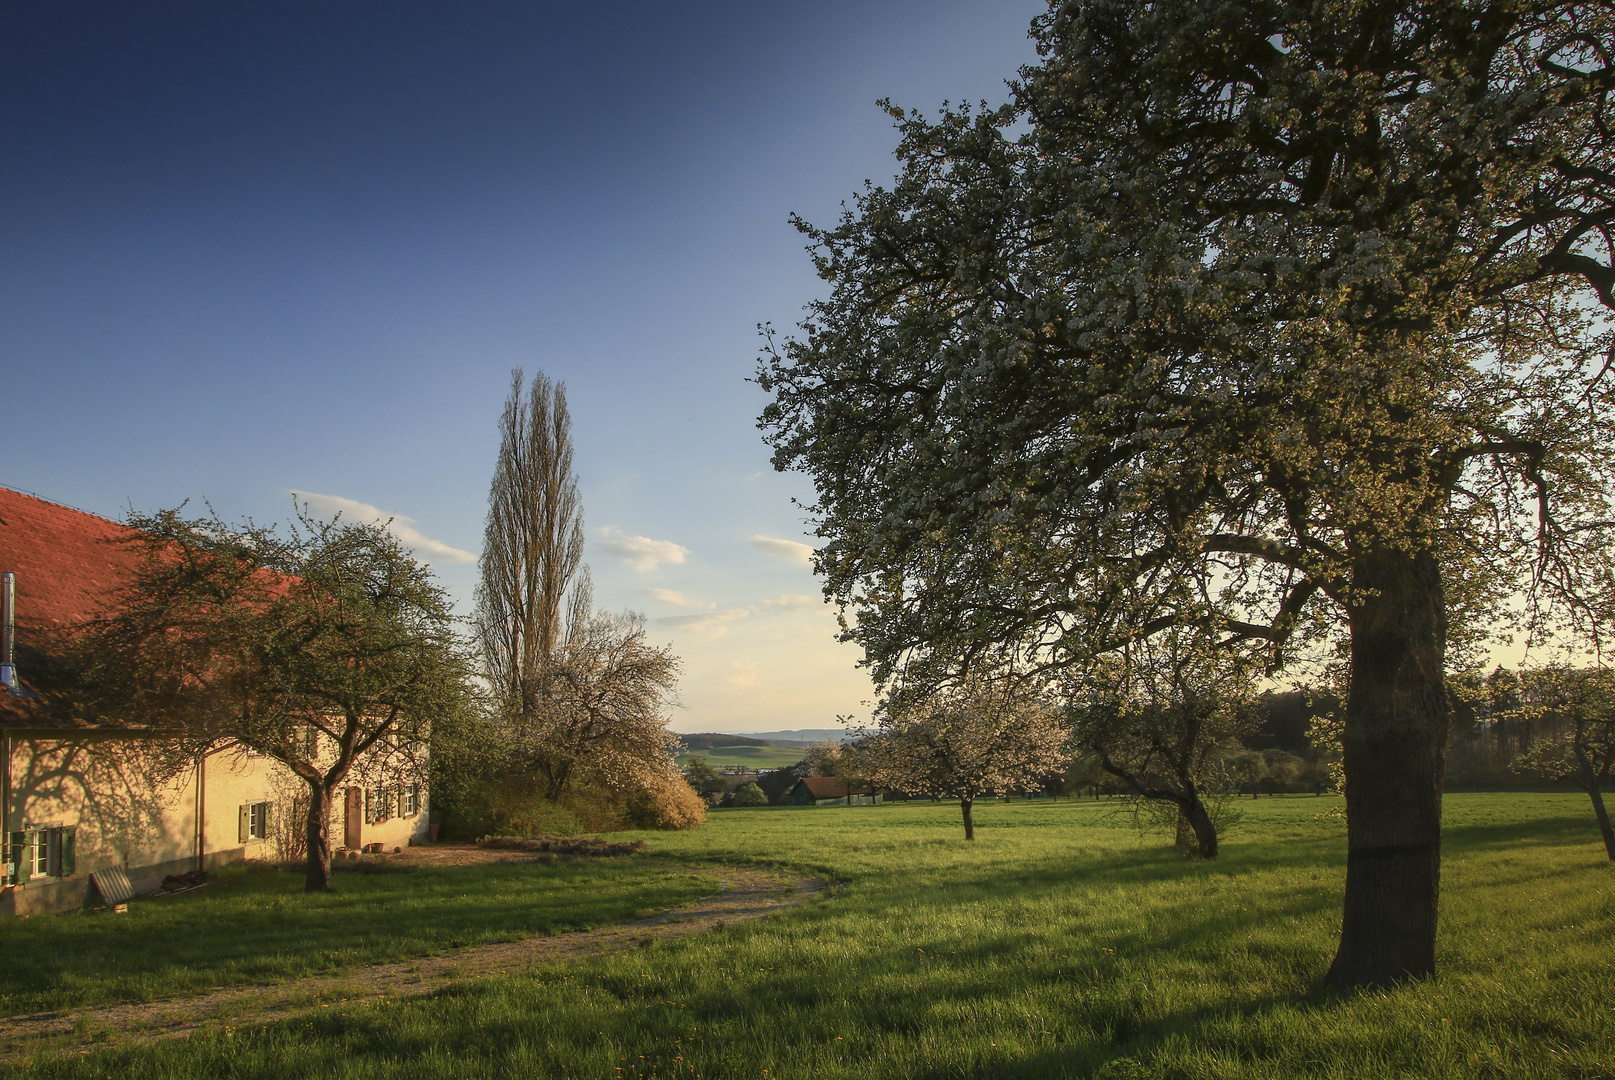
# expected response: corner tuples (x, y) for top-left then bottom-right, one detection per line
(0, 0), (1046, 732)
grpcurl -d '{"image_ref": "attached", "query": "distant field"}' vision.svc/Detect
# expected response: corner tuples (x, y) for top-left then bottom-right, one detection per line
(15, 793), (1615, 1079)
(674, 743), (803, 769)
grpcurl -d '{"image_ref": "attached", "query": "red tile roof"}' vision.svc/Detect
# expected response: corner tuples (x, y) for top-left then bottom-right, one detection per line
(0, 486), (139, 635)
(0, 487), (141, 726)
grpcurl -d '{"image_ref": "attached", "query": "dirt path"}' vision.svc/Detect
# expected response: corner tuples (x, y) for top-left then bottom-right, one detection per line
(2, 864), (820, 1064)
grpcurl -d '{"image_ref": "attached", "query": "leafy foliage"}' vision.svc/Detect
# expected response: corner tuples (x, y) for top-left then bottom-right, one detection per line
(1070, 627), (1260, 857)
(861, 677), (1071, 838)
(758, 0), (1615, 986)
(729, 782), (769, 807)
(83, 505), (472, 890)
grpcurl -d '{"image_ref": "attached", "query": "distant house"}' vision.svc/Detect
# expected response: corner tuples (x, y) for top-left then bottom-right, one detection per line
(0, 487), (428, 917)
(789, 777), (882, 807)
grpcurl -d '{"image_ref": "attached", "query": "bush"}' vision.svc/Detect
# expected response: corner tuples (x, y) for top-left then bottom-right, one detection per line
(757, 765), (804, 805)
(435, 763), (706, 837)
(730, 782), (768, 807)
(623, 767), (708, 830)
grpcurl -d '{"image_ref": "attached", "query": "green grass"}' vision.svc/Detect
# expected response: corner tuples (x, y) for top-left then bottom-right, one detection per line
(674, 744), (804, 770)
(0, 857), (719, 1014)
(13, 794), (1615, 1079)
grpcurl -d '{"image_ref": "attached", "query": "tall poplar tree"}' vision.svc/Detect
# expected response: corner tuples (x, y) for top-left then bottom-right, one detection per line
(760, 0), (1615, 988)
(476, 369), (590, 719)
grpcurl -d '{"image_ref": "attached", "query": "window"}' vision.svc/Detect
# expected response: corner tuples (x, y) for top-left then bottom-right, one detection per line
(403, 783), (420, 816)
(367, 786), (391, 824)
(238, 801), (271, 843)
(29, 830), (53, 876)
(4, 826), (74, 884)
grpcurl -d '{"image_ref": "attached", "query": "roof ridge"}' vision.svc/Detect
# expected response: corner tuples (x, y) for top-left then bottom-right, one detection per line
(0, 484), (125, 528)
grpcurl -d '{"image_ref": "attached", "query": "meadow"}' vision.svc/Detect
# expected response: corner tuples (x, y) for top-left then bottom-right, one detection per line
(10, 792), (1614, 1079)
(1, 858), (718, 1015)
(674, 744), (806, 770)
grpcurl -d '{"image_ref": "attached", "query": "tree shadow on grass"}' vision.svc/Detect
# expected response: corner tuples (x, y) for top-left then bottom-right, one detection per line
(0, 858), (712, 1012)
(1441, 812), (1596, 852)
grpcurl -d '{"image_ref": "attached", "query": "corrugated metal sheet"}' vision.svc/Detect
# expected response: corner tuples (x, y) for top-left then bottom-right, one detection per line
(91, 866), (134, 906)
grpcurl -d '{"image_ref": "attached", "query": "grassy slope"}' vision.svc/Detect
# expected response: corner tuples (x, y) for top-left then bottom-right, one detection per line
(674, 745), (804, 770)
(0, 859), (718, 1014)
(15, 794), (1615, 1079)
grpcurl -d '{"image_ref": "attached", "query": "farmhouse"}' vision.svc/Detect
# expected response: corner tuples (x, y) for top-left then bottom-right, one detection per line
(789, 776), (883, 806)
(0, 488), (427, 917)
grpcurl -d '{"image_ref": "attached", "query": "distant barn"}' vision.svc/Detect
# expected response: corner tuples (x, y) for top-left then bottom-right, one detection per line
(789, 777), (882, 807)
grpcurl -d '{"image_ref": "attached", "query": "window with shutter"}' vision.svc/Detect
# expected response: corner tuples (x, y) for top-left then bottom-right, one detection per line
(32, 830), (54, 877)
(13, 829), (64, 878)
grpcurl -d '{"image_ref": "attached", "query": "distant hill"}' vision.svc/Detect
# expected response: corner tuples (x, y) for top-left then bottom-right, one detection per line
(670, 729), (857, 750)
(735, 729), (855, 747)
(678, 732), (771, 750)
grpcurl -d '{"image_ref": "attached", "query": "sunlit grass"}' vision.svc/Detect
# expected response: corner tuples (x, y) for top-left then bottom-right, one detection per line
(13, 794), (1615, 1078)
(674, 744), (805, 770)
(0, 857), (718, 1013)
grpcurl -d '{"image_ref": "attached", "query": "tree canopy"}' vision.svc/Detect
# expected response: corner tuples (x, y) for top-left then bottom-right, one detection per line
(861, 677), (1070, 839)
(1073, 626), (1261, 858)
(760, 0), (1615, 988)
(85, 506), (470, 891)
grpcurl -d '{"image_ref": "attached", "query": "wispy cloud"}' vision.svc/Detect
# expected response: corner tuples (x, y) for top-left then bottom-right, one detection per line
(642, 587), (702, 608)
(658, 607), (750, 639)
(292, 491), (476, 565)
(750, 535), (814, 565)
(598, 526), (689, 572)
(728, 660), (760, 688)
(760, 594), (817, 611)
(653, 590), (829, 641)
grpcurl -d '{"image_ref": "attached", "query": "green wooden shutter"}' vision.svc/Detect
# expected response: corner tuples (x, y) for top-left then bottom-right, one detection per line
(262, 802), (273, 839)
(6, 831), (23, 885)
(59, 826), (75, 877)
(238, 804), (249, 844)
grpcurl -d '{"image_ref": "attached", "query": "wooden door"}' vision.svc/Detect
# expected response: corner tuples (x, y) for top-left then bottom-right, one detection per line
(344, 786), (362, 849)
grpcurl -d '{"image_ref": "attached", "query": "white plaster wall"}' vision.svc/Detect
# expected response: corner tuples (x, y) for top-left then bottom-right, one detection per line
(4, 736), (431, 916)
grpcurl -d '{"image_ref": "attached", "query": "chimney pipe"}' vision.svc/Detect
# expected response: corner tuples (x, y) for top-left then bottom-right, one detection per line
(1, 572), (16, 691)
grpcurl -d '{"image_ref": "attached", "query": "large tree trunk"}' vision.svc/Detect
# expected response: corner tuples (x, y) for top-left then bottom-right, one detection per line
(1174, 807), (1194, 849)
(960, 796), (975, 840)
(1182, 796), (1218, 859)
(304, 781), (334, 892)
(1327, 548), (1448, 989)
(1585, 785), (1615, 861)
